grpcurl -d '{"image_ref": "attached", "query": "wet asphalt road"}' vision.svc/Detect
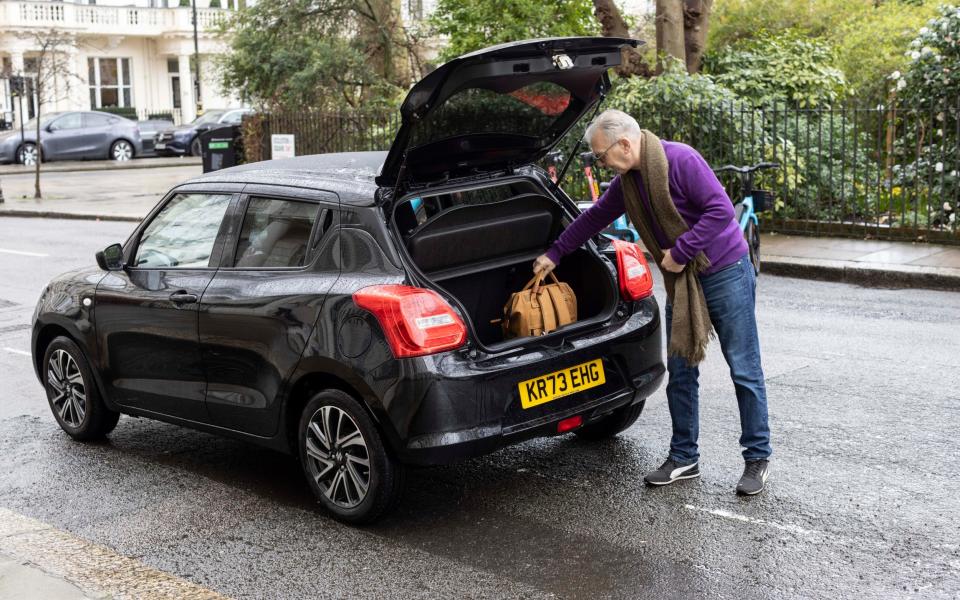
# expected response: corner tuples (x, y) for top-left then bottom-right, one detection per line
(0, 216), (958, 599)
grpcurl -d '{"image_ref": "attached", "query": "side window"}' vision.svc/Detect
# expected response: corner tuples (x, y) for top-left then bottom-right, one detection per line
(134, 193), (232, 268)
(83, 113), (112, 128)
(233, 197), (320, 268)
(51, 113), (83, 131)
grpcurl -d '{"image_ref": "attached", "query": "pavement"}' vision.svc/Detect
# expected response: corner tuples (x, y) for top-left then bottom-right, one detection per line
(1, 165), (958, 291)
(0, 156), (201, 176)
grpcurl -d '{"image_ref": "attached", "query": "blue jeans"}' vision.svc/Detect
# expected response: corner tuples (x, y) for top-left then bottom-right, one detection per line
(664, 255), (772, 464)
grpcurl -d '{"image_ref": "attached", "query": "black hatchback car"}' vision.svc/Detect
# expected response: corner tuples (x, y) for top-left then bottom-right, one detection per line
(31, 37), (664, 523)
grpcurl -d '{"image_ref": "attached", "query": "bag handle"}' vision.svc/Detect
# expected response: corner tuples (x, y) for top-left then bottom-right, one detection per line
(524, 271), (560, 294)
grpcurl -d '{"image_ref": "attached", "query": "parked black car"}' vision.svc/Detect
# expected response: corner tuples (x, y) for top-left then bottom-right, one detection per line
(0, 111), (143, 165)
(136, 118), (175, 156)
(154, 109), (252, 157)
(31, 37), (663, 523)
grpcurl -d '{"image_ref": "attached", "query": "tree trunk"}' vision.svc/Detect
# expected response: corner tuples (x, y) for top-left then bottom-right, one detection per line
(656, 0), (686, 73)
(34, 96), (41, 200)
(683, 0), (712, 73)
(591, 0), (652, 78)
(358, 0), (412, 89)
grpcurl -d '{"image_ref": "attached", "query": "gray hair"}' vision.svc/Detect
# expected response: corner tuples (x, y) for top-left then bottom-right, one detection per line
(583, 109), (642, 146)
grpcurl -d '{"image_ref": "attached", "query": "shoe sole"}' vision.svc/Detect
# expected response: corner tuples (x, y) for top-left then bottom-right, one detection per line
(645, 472), (701, 486)
(736, 483), (765, 496)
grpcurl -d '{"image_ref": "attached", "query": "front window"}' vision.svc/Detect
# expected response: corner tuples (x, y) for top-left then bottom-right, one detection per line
(88, 58), (133, 109)
(193, 111), (226, 125)
(50, 113), (82, 131)
(134, 193), (232, 268)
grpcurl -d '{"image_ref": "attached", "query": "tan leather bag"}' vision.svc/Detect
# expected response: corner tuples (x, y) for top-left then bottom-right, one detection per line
(494, 272), (578, 339)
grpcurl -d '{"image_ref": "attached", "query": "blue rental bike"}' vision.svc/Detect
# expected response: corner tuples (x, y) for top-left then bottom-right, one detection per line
(712, 162), (780, 275)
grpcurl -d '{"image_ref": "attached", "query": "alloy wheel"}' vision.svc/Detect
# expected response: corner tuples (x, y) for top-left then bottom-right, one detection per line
(304, 406), (371, 509)
(47, 349), (86, 428)
(19, 144), (38, 166)
(112, 141), (133, 161)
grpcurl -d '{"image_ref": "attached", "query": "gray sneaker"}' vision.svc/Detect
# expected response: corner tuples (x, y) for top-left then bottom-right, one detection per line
(644, 458), (700, 486)
(736, 459), (770, 495)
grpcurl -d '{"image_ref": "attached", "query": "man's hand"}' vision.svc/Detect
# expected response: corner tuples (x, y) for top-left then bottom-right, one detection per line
(532, 255), (556, 295)
(660, 249), (685, 273)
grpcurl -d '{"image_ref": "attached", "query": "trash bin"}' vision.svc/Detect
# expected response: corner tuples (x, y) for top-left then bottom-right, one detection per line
(199, 125), (241, 173)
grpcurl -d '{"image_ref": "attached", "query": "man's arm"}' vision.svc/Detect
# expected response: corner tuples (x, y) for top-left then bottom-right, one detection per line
(544, 175), (626, 265)
(670, 150), (736, 265)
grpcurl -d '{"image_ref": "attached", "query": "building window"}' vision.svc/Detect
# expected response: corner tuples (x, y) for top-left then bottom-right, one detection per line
(88, 57), (133, 109)
(408, 0), (423, 20)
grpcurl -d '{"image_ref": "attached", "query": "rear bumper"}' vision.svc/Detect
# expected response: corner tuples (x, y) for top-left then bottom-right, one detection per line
(384, 297), (664, 466)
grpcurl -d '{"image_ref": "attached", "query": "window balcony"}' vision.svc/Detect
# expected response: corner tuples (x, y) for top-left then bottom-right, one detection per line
(0, 1), (229, 38)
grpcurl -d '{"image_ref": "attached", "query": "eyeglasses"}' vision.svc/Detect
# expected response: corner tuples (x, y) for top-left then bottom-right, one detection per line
(592, 139), (621, 167)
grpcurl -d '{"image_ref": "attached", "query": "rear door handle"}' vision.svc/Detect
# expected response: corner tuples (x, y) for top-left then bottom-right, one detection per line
(169, 291), (198, 303)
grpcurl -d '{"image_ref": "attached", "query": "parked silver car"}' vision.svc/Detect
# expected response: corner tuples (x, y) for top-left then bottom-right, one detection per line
(0, 110), (143, 165)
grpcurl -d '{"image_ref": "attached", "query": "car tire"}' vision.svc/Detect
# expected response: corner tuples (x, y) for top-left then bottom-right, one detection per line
(110, 139), (134, 161)
(190, 137), (201, 157)
(43, 336), (120, 441)
(298, 389), (404, 524)
(573, 399), (645, 441)
(18, 142), (39, 166)
(746, 220), (761, 275)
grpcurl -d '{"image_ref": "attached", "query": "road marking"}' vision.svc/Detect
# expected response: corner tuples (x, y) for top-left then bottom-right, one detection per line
(0, 507), (230, 599)
(684, 504), (819, 536)
(0, 248), (48, 257)
(3, 348), (31, 357)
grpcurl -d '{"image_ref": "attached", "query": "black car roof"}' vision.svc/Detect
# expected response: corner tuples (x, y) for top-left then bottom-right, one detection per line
(186, 151), (387, 204)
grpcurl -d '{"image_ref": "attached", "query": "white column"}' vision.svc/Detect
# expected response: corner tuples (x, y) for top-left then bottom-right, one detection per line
(10, 51), (25, 128)
(178, 53), (195, 123)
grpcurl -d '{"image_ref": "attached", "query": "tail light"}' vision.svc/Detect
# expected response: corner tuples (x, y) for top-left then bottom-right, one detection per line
(611, 240), (654, 301)
(353, 285), (466, 358)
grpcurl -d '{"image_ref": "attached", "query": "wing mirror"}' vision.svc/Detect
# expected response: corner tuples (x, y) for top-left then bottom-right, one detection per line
(96, 243), (124, 271)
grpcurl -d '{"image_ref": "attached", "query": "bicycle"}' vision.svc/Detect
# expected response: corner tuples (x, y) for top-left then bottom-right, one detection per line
(711, 162), (780, 275)
(576, 151), (640, 243)
(545, 149), (565, 183)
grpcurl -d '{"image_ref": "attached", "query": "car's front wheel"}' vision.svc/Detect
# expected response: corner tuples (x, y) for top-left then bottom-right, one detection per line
(43, 336), (120, 440)
(111, 139), (134, 161)
(190, 137), (201, 157)
(298, 389), (404, 524)
(18, 142), (39, 166)
(573, 399), (645, 441)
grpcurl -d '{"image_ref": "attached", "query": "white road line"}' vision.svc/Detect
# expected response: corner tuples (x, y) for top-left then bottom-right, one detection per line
(0, 507), (230, 599)
(684, 504), (819, 536)
(3, 348), (31, 357)
(0, 248), (48, 257)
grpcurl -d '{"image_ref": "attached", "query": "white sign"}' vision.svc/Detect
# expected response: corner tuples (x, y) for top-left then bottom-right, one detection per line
(271, 134), (295, 159)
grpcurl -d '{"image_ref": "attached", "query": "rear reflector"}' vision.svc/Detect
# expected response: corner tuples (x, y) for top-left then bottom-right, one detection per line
(611, 240), (654, 301)
(557, 415), (583, 433)
(353, 285), (467, 358)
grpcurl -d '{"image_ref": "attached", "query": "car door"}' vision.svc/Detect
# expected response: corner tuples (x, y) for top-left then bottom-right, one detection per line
(198, 185), (340, 436)
(94, 187), (240, 421)
(81, 112), (116, 158)
(44, 113), (85, 160)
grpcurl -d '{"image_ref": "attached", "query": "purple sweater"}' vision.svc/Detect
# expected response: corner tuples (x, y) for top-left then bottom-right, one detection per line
(546, 141), (747, 275)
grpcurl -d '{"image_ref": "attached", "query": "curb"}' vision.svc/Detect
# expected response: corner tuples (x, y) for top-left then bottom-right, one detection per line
(0, 209), (140, 222)
(0, 159), (201, 176)
(762, 255), (960, 292)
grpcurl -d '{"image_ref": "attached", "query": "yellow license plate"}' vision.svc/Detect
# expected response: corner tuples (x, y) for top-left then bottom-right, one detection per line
(518, 359), (606, 410)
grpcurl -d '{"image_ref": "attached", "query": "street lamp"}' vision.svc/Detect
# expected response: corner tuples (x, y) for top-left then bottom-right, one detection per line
(192, 0), (203, 116)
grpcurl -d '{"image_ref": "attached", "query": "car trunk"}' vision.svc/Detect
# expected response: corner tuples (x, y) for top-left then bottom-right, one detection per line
(392, 183), (618, 350)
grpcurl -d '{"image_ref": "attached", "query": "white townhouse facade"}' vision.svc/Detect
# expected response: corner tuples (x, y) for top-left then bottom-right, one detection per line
(0, 0), (245, 127)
